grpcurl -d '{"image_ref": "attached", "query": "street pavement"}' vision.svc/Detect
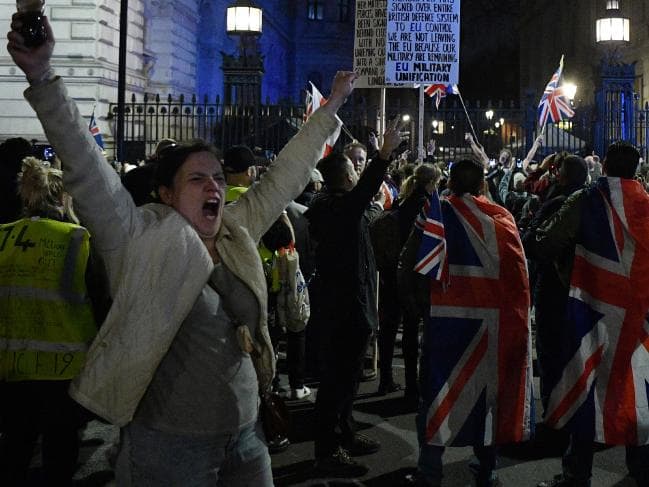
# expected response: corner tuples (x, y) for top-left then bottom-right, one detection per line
(22, 343), (638, 487)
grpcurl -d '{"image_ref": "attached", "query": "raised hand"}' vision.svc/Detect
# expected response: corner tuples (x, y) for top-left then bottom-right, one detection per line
(323, 71), (358, 113)
(379, 116), (403, 160)
(7, 13), (55, 82)
(368, 132), (379, 152)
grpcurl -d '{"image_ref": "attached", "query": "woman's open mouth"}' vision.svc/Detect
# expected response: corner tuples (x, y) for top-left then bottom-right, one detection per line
(202, 199), (220, 220)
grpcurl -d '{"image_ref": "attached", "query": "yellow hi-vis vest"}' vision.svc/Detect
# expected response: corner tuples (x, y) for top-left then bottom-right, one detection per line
(0, 217), (97, 381)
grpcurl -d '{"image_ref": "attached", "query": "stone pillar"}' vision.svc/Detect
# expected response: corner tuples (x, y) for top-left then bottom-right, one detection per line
(143, 0), (200, 97)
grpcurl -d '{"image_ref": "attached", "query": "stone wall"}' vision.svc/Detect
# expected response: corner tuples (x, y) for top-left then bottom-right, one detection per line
(0, 0), (356, 144)
(0, 0), (147, 142)
(520, 0), (649, 106)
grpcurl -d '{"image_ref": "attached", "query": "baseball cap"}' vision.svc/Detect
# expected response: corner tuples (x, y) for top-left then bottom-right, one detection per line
(223, 145), (256, 173)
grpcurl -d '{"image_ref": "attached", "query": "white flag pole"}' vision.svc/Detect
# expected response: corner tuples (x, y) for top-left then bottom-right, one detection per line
(418, 84), (425, 161)
(378, 87), (387, 142)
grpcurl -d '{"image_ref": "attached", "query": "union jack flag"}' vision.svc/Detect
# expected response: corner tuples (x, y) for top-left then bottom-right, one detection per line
(89, 108), (104, 150)
(379, 179), (399, 210)
(424, 84), (459, 110)
(538, 55), (575, 128)
(544, 177), (649, 445)
(420, 194), (533, 446)
(414, 190), (448, 283)
(304, 82), (337, 157)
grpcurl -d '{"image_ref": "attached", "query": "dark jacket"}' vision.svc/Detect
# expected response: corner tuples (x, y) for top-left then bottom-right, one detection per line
(395, 186), (429, 244)
(306, 156), (390, 331)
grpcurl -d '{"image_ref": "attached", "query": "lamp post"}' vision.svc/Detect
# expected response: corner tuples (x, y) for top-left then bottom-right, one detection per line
(563, 83), (577, 102)
(594, 0), (634, 155)
(116, 0), (128, 162)
(222, 0), (264, 106)
(596, 1), (629, 44)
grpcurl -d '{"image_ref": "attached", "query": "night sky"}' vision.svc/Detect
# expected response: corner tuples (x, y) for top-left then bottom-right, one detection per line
(458, 0), (520, 103)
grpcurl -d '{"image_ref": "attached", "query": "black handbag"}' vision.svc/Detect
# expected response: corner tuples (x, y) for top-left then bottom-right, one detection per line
(259, 392), (290, 440)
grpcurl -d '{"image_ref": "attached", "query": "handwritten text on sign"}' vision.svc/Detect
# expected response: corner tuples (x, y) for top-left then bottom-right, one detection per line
(353, 0), (388, 88)
(385, 0), (460, 85)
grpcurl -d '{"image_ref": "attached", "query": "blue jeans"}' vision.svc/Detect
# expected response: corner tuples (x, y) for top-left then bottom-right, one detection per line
(115, 421), (273, 486)
(415, 402), (497, 486)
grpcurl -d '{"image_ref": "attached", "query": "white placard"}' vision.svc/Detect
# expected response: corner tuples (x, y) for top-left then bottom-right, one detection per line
(384, 0), (460, 85)
(353, 0), (388, 88)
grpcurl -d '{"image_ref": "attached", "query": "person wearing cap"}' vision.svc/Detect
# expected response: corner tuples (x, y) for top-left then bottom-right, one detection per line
(7, 16), (357, 485)
(223, 145), (258, 203)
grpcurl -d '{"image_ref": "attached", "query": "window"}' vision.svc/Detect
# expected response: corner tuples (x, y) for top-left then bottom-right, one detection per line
(337, 0), (350, 22)
(606, 0), (619, 9)
(307, 0), (324, 20)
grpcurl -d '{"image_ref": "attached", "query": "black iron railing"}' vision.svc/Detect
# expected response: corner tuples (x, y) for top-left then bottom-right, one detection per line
(106, 94), (612, 163)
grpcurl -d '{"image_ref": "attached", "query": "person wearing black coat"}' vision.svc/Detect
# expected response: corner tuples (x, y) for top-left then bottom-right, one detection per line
(305, 121), (401, 477)
(377, 164), (441, 400)
(522, 155), (589, 412)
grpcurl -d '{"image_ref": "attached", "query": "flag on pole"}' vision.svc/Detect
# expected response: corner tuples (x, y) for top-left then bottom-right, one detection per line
(538, 56), (575, 128)
(304, 82), (338, 157)
(424, 84), (460, 109)
(414, 190), (448, 283)
(89, 108), (104, 150)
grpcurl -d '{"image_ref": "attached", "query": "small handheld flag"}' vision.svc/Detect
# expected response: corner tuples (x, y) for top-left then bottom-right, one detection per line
(89, 108), (104, 150)
(304, 82), (339, 157)
(424, 84), (459, 110)
(538, 55), (575, 129)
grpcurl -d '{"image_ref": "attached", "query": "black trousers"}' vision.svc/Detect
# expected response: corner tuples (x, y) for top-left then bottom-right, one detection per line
(378, 269), (401, 386)
(314, 323), (371, 458)
(0, 380), (84, 486)
(400, 306), (421, 393)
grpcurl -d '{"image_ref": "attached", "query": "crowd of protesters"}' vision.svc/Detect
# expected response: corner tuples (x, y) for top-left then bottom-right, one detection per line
(3, 13), (649, 487)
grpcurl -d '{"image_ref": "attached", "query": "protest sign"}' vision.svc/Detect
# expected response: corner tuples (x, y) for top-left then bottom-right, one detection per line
(353, 0), (388, 88)
(384, 0), (460, 86)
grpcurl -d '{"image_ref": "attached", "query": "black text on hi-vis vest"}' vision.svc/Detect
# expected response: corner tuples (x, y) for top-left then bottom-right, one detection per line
(0, 217), (97, 381)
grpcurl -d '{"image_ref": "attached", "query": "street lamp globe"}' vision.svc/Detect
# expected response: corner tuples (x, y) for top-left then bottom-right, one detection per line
(227, 0), (263, 35)
(563, 82), (578, 101)
(485, 110), (494, 121)
(402, 114), (411, 122)
(596, 0), (629, 43)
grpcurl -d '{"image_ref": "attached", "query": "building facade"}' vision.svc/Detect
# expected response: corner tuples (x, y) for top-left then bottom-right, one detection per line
(520, 0), (649, 106)
(0, 0), (354, 143)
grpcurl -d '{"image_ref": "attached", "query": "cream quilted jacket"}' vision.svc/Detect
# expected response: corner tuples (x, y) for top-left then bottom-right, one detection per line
(25, 78), (340, 426)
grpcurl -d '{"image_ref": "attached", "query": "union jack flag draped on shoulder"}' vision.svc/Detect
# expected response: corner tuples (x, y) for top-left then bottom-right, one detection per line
(544, 177), (649, 445)
(538, 55), (575, 128)
(414, 190), (448, 283)
(418, 193), (533, 446)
